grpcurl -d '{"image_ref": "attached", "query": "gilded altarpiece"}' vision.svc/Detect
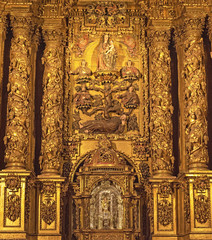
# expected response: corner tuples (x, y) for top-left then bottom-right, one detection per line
(1, 1), (212, 240)
(62, 2), (149, 240)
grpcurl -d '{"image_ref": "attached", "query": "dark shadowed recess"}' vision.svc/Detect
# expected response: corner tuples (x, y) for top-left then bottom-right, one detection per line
(170, 29), (179, 176)
(203, 17), (212, 170)
(34, 29), (45, 175)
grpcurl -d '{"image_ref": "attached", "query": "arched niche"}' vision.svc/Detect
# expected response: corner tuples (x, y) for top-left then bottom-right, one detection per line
(66, 138), (145, 240)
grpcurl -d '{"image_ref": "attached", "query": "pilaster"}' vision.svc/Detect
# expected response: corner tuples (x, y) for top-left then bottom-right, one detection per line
(178, 173), (212, 240)
(150, 178), (177, 240)
(0, 171), (32, 239)
(36, 176), (65, 240)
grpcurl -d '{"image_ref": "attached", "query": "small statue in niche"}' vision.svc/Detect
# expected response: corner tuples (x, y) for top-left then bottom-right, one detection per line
(73, 83), (92, 110)
(117, 85), (140, 109)
(71, 60), (92, 82)
(120, 60), (141, 81)
(97, 34), (117, 71)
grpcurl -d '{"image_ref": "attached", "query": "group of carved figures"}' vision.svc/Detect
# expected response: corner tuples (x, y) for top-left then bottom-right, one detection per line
(71, 34), (141, 134)
(71, 59), (141, 134)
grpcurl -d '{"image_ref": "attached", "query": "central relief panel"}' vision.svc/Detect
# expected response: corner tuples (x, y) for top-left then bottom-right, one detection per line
(64, 2), (149, 141)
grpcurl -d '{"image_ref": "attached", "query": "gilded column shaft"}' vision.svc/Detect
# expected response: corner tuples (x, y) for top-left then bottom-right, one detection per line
(149, 30), (174, 176)
(182, 18), (208, 170)
(39, 28), (63, 174)
(0, 16), (6, 125)
(4, 16), (32, 169)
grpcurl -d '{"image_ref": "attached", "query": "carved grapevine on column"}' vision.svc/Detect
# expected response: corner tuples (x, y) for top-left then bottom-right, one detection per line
(4, 16), (32, 168)
(40, 28), (64, 173)
(182, 18), (209, 168)
(149, 30), (174, 174)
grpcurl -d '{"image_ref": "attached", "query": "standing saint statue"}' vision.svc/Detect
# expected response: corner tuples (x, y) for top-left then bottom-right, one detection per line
(97, 34), (117, 71)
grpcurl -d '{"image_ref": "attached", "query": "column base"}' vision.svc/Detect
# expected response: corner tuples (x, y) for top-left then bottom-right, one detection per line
(0, 232), (27, 239)
(34, 235), (62, 240)
(152, 236), (178, 240)
(36, 175), (65, 238)
(0, 170), (31, 237)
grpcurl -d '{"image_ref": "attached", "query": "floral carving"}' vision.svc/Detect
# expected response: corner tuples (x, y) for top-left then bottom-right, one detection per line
(193, 175), (210, 192)
(5, 174), (21, 190)
(41, 182), (56, 195)
(149, 29), (174, 174)
(41, 200), (56, 225)
(158, 199), (173, 226)
(194, 195), (210, 224)
(40, 182), (57, 225)
(6, 193), (21, 222)
(158, 181), (172, 198)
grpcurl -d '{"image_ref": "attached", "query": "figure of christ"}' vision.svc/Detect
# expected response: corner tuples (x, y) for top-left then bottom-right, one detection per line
(97, 34), (117, 71)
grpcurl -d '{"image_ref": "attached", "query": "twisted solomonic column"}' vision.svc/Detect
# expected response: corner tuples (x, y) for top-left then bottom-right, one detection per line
(39, 27), (64, 174)
(149, 29), (174, 176)
(4, 16), (32, 169)
(177, 17), (209, 170)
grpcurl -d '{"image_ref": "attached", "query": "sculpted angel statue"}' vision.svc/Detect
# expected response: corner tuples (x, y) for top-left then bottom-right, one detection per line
(97, 34), (117, 71)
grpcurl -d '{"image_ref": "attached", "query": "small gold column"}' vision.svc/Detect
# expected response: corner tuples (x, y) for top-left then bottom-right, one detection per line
(4, 15), (32, 169)
(149, 27), (174, 176)
(39, 21), (64, 175)
(181, 17), (208, 171)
